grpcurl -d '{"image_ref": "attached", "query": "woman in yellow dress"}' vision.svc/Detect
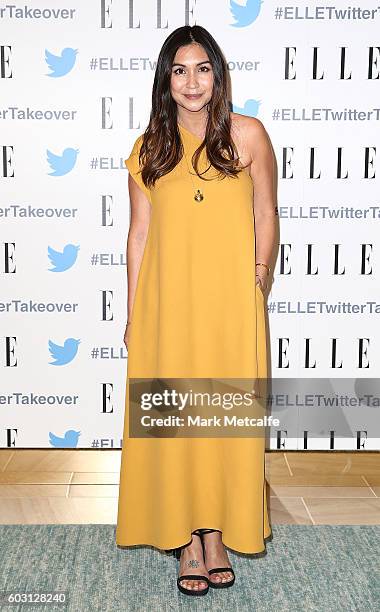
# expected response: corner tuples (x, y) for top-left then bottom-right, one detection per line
(116, 25), (276, 596)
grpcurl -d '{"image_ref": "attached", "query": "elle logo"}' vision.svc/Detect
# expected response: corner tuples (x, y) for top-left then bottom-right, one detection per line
(0, 146), (15, 178)
(0, 45), (12, 78)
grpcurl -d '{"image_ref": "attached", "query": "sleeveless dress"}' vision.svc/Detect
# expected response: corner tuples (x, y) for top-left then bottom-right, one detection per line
(116, 123), (272, 554)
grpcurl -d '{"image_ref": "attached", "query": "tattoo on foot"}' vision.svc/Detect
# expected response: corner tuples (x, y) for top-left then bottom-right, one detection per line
(186, 559), (200, 568)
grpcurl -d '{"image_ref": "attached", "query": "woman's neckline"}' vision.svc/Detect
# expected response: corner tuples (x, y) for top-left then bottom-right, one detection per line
(177, 121), (253, 184)
(178, 122), (204, 142)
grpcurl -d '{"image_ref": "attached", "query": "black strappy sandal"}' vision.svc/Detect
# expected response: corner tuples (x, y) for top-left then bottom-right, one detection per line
(197, 528), (236, 589)
(174, 530), (210, 596)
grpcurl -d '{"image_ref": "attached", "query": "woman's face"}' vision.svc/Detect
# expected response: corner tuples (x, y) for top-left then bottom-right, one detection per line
(170, 42), (214, 114)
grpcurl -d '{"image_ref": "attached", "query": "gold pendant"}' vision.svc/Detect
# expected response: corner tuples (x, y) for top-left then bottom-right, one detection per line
(194, 189), (204, 202)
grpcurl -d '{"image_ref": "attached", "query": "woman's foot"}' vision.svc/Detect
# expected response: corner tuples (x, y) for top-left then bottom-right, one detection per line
(177, 532), (209, 593)
(201, 530), (234, 586)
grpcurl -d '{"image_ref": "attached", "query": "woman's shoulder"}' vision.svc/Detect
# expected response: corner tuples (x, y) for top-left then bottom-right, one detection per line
(230, 112), (270, 157)
(230, 112), (266, 140)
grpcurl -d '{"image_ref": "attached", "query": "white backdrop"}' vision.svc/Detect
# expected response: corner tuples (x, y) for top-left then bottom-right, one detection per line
(1, 1), (379, 449)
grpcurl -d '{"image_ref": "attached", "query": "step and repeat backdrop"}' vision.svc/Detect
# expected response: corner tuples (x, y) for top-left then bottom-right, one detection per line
(1, 1), (379, 449)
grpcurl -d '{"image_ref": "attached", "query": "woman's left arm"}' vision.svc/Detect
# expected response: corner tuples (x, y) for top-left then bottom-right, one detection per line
(246, 117), (277, 291)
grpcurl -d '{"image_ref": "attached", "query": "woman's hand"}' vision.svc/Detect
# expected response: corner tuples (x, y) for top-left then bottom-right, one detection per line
(255, 262), (270, 293)
(256, 271), (268, 292)
(123, 322), (131, 351)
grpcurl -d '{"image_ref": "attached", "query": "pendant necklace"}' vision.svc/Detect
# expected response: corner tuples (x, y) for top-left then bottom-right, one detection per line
(182, 143), (205, 203)
(178, 106), (209, 202)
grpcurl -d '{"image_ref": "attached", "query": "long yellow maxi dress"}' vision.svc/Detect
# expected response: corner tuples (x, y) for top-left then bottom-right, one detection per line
(116, 123), (272, 554)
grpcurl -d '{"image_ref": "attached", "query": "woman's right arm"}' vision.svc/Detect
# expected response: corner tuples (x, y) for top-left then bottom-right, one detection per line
(124, 173), (151, 349)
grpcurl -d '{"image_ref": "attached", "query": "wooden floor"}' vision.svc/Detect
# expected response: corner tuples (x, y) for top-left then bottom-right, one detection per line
(0, 450), (379, 526)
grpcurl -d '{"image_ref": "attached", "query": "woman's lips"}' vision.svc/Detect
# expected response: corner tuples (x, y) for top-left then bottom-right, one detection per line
(184, 94), (203, 99)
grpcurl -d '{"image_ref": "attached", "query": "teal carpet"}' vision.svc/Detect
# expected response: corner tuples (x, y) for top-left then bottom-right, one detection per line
(0, 525), (378, 611)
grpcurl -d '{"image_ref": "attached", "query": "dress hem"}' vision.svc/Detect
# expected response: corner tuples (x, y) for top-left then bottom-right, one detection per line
(116, 526), (273, 556)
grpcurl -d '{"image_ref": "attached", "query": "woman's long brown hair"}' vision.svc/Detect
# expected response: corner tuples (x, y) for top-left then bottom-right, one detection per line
(138, 25), (244, 190)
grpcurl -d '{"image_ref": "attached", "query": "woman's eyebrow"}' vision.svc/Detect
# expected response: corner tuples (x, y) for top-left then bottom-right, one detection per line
(172, 60), (212, 67)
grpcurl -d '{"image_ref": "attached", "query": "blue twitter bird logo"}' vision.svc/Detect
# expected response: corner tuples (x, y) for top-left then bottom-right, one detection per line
(48, 244), (80, 272)
(49, 338), (81, 365)
(49, 430), (81, 448)
(232, 99), (261, 117)
(45, 47), (78, 77)
(230, 0), (263, 27)
(47, 148), (79, 176)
